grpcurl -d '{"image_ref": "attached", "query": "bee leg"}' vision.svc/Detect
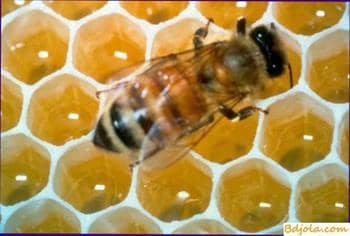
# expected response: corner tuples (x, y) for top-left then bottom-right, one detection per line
(96, 81), (129, 98)
(219, 105), (268, 121)
(193, 18), (214, 49)
(236, 17), (246, 35)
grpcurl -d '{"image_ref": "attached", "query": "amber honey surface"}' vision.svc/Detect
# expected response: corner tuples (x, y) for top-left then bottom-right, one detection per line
(53, 142), (131, 214)
(2, 10), (69, 85)
(1, 1), (349, 234)
(1, 134), (50, 205)
(217, 160), (291, 232)
(1, 76), (23, 132)
(137, 156), (212, 222)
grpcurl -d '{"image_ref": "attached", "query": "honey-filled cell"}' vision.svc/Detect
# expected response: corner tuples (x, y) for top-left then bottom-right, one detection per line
(339, 112), (349, 165)
(27, 74), (98, 145)
(1, 76), (23, 132)
(4, 199), (80, 233)
(273, 2), (345, 35)
(73, 14), (146, 83)
(89, 207), (162, 233)
(54, 142), (132, 214)
(1, 134), (50, 206)
(296, 164), (349, 222)
(2, 10), (68, 85)
(217, 159), (291, 232)
(173, 219), (234, 234)
(137, 155), (212, 222)
(260, 93), (333, 172)
(120, 1), (188, 24)
(197, 1), (267, 29)
(307, 30), (349, 103)
(1, 0), (31, 16)
(45, 0), (106, 20)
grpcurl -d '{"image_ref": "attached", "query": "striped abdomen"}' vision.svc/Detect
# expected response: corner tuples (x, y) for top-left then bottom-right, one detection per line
(93, 65), (208, 158)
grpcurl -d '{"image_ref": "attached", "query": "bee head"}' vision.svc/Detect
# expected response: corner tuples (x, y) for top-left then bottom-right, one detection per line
(249, 24), (287, 78)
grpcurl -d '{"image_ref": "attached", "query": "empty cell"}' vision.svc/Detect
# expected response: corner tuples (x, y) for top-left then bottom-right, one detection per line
(296, 164), (348, 222)
(173, 219), (234, 234)
(73, 14), (146, 83)
(137, 155), (212, 222)
(120, 1), (188, 24)
(306, 30), (349, 103)
(2, 10), (69, 85)
(53, 141), (132, 214)
(1, 134), (50, 205)
(273, 2), (345, 35)
(45, 0), (106, 20)
(1, 0), (31, 16)
(217, 159), (291, 232)
(260, 93), (334, 172)
(1, 76), (23, 132)
(27, 74), (98, 145)
(197, 1), (267, 29)
(89, 207), (161, 233)
(4, 199), (80, 233)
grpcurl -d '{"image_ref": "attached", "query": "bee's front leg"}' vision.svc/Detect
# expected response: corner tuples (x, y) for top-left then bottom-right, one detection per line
(193, 18), (213, 49)
(219, 105), (268, 122)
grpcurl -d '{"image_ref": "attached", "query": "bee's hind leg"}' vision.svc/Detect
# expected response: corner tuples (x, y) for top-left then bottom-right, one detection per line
(219, 104), (268, 122)
(236, 17), (246, 35)
(193, 18), (214, 49)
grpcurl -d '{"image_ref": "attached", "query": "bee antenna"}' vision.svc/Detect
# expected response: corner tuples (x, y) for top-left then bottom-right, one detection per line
(288, 63), (294, 88)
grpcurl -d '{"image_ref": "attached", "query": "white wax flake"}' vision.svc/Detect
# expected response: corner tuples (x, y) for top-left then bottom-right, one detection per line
(177, 190), (190, 200)
(236, 1), (247, 8)
(38, 50), (49, 59)
(259, 202), (272, 208)
(94, 184), (106, 191)
(68, 112), (80, 120)
(14, 0), (25, 6)
(303, 134), (314, 141)
(114, 50), (128, 60)
(316, 10), (326, 17)
(15, 174), (27, 182)
(335, 202), (344, 208)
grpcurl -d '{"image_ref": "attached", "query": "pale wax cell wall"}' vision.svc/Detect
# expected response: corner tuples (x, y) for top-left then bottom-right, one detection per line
(1, 1), (349, 234)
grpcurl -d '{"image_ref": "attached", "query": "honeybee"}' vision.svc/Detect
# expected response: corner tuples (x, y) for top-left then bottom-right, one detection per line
(93, 18), (293, 170)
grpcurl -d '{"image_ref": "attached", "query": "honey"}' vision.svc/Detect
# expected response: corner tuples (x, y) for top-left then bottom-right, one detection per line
(273, 2), (345, 35)
(340, 113), (349, 165)
(1, 134), (50, 206)
(45, 1), (107, 20)
(173, 219), (233, 234)
(261, 94), (333, 171)
(89, 207), (162, 233)
(194, 112), (258, 164)
(197, 1), (268, 30)
(307, 30), (349, 103)
(1, 0), (31, 16)
(217, 160), (291, 232)
(120, 1), (188, 24)
(53, 142), (132, 214)
(27, 74), (98, 145)
(73, 14), (146, 83)
(4, 199), (80, 233)
(296, 165), (348, 222)
(1, 76), (23, 132)
(2, 10), (69, 85)
(137, 155), (212, 222)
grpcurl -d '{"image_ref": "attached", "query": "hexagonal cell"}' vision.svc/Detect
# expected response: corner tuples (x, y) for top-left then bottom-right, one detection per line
(272, 2), (345, 35)
(1, 134), (50, 205)
(197, 1), (268, 29)
(173, 219), (233, 234)
(260, 93), (334, 172)
(217, 159), (291, 232)
(137, 155), (212, 222)
(73, 14), (146, 83)
(54, 141), (132, 214)
(257, 32), (302, 99)
(152, 18), (228, 58)
(45, 0), (106, 20)
(4, 199), (80, 233)
(2, 10), (69, 85)
(89, 207), (161, 233)
(120, 1), (188, 24)
(1, 0), (31, 16)
(194, 101), (259, 164)
(1, 76), (23, 132)
(27, 74), (98, 145)
(339, 112), (349, 165)
(306, 30), (349, 103)
(296, 164), (348, 222)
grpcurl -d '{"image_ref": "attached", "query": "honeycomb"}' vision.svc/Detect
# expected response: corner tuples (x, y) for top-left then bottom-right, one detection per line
(1, 1), (349, 234)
